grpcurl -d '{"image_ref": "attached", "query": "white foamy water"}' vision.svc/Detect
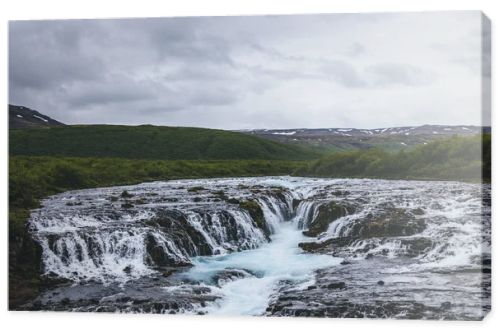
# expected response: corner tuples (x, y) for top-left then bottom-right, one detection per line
(184, 222), (342, 315)
(27, 176), (490, 318)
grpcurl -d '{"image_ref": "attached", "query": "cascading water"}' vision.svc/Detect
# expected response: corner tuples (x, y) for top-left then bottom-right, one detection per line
(25, 177), (490, 319)
(182, 213), (342, 315)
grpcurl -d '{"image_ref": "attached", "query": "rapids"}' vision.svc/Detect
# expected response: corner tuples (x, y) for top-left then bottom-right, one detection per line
(183, 222), (342, 315)
(24, 177), (491, 319)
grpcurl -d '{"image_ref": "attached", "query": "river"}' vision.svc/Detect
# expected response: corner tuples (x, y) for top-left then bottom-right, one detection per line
(23, 177), (491, 319)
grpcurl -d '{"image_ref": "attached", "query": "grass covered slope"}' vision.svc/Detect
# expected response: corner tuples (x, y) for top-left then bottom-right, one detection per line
(296, 135), (491, 182)
(9, 125), (319, 160)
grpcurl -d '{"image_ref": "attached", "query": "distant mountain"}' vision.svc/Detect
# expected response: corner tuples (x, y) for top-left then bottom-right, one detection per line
(240, 125), (491, 152)
(9, 125), (319, 160)
(9, 105), (64, 129)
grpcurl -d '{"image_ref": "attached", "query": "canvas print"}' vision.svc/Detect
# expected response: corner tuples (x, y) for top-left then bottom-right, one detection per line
(8, 12), (491, 320)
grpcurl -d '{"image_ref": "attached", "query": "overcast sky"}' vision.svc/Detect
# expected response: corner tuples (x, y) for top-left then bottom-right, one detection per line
(9, 12), (490, 129)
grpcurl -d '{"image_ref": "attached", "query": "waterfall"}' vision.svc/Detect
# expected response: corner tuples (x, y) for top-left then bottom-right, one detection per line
(29, 178), (299, 283)
(29, 177), (488, 284)
(26, 177), (489, 319)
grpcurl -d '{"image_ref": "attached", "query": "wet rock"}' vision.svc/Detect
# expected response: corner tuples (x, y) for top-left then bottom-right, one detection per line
(349, 207), (426, 239)
(299, 237), (352, 253)
(292, 199), (302, 210)
(39, 273), (72, 288)
(440, 301), (452, 310)
(226, 198), (240, 205)
(239, 200), (270, 238)
(411, 208), (425, 215)
(212, 190), (227, 200)
(332, 190), (349, 197)
(134, 198), (147, 205)
(187, 186), (205, 193)
(60, 297), (70, 305)
(302, 201), (355, 237)
(145, 233), (193, 267)
(192, 286), (211, 295)
(161, 269), (176, 277)
(121, 190), (133, 198)
(212, 268), (254, 287)
(326, 282), (346, 290)
(377, 280), (384, 286)
(400, 237), (433, 257)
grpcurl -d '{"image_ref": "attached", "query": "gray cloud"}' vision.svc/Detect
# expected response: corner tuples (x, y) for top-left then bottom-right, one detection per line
(365, 63), (434, 87)
(9, 12), (488, 129)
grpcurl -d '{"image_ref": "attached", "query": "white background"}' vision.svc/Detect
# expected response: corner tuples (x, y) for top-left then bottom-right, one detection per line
(0, 1), (497, 333)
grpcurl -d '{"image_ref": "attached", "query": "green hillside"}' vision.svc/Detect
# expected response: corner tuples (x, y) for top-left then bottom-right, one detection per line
(296, 135), (490, 182)
(9, 125), (319, 160)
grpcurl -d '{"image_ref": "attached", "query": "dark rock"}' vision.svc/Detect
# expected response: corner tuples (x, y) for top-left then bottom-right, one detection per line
(327, 282), (346, 290)
(39, 274), (72, 288)
(239, 200), (270, 238)
(121, 202), (134, 209)
(400, 237), (433, 257)
(187, 186), (205, 193)
(192, 286), (211, 295)
(441, 302), (452, 310)
(411, 208), (425, 215)
(340, 260), (351, 265)
(227, 198), (240, 205)
(212, 190), (227, 200)
(145, 232), (193, 267)
(212, 269), (253, 286)
(349, 207), (426, 239)
(121, 190), (133, 198)
(303, 201), (355, 237)
(161, 269), (176, 277)
(134, 198), (147, 205)
(299, 237), (353, 253)
(377, 280), (385, 286)
(60, 297), (70, 305)
(332, 190), (349, 196)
